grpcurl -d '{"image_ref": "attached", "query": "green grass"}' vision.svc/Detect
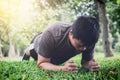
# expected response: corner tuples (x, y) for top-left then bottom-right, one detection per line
(0, 52), (120, 80)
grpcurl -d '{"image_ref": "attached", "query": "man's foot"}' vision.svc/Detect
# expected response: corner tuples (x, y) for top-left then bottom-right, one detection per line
(22, 53), (30, 61)
(22, 47), (30, 61)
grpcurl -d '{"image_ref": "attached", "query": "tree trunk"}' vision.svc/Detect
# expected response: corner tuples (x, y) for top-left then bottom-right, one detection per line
(8, 36), (16, 58)
(96, 1), (113, 57)
(16, 47), (20, 57)
(0, 40), (3, 57)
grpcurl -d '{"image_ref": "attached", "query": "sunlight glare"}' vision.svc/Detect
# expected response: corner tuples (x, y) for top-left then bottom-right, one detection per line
(0, 0), (35, 29)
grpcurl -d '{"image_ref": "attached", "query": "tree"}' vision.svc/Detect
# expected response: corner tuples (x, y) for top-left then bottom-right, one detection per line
(0, 17), (10, 57)
(41, 0), (114, 57)
(106, 1), (120, 50)
(107, 1), (120, 36)
(95, 0), (113, 57)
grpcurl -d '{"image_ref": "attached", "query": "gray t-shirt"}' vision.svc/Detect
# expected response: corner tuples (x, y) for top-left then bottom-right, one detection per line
(34, 22), (94, 65)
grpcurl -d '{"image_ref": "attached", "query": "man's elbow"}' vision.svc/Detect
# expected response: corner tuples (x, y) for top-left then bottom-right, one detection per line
(37, 55), (51, 69)
(37, 60), (50, 70)
(37, 61), (43, 69)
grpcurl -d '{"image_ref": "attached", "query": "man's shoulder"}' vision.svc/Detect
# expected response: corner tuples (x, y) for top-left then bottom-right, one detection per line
(45, 21), (71, 36)
(47, 21), (72, 29)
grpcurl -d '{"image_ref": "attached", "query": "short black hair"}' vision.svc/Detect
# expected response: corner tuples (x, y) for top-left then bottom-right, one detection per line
(72, 16), (100, 47)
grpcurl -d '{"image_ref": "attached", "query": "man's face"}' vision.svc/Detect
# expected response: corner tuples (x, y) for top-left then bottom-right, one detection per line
(71, 38), (86, 51)
(69, 30), (86, 51)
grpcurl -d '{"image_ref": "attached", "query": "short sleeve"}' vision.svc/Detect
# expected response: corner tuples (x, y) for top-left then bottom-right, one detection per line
(34, 31), (55, 58)
(81, 45), (95, 61)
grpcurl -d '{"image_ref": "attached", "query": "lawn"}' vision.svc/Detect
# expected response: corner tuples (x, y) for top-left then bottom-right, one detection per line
(0, 52), (120, 80)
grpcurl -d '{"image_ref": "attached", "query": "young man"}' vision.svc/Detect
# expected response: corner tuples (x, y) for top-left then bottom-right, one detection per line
(22, 16), (100, 72)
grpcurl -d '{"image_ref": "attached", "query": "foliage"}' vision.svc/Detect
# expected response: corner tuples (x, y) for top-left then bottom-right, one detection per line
(0, 0), (58, 56)
(0, 57), (120, 80)
(40, 0), (98, 17)
(0, 0), (120, 56)
(0, 17), (10, 55)
(94, 38), (104, 53)
(106, 0), (120, 37)
(106, 1), (120, 51)
(114, 35), (120, 52)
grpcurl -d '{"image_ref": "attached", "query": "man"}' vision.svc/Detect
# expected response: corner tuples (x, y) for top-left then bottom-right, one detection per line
(22, 16), (100, 72)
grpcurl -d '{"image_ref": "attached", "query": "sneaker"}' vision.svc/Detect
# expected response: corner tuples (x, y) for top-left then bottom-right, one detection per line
(22, 53), (30, 61)
(22, 46), (31, 61)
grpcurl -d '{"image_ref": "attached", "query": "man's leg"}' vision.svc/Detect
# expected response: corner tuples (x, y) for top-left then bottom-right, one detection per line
(30, 49), (38, 61)
(22, 49), (38, 61)
(22, 43), (37, 61)
(22, 47), (30, 60)
(22, 53), (30, 60)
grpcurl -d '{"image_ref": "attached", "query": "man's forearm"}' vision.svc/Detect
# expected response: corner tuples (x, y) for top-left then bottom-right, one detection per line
(37, 62), (64, 71)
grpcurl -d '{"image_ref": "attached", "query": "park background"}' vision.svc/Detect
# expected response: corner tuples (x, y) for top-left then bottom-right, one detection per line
(0, 0), (120, 80)
(0, 0), (120, 59)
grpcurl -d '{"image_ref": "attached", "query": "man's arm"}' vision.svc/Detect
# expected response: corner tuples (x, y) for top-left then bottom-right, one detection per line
(81, 59), (100, 71)
(37, 54), (78, 72)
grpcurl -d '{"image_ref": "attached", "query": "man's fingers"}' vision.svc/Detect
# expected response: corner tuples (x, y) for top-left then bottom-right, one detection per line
(91, 66), (99, 71)
(67, 67), (78, 72)
(67, 61), (78, 67)
(91, 62), (98, 66)
(66, 65), (77, 70)
(90, 65), (100, 71)
(89, 60), (98, 66)
(72, 68), (78, 72)
(68, 60), (74, 63)
(65, 60), (78, 72)
(88, 59), (100, 72)
(69, 63), (78, 67)
(91, 68), (99, 72)
(91, 65), (100, 69)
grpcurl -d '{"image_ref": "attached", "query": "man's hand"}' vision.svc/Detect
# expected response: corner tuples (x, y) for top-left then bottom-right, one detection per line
(62, 60), (78, 72)
(37, 54), (77, 72)
(88, 59), (100, 72)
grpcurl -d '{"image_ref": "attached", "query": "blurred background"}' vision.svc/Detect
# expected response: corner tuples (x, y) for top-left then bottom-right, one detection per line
(0, 0), (120, 60)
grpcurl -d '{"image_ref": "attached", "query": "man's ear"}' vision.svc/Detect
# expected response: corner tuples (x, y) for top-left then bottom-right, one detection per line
(69, 29), (73, 38)
(70, 29), (73, 34)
